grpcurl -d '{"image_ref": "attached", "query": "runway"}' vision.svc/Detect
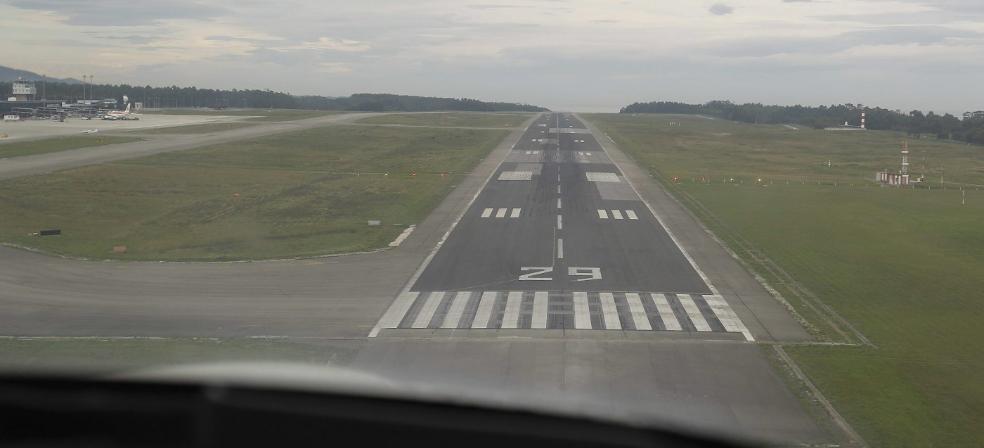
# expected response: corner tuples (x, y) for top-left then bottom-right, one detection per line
(372, 114), (750, 339)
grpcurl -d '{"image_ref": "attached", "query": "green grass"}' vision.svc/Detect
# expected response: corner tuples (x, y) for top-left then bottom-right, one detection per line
(0, 135), (142, 159)
(358, 112), (532, 128)
(591, 114), (984, 186)
(0, 125), (507, 261)
(145, 108), (342, 122)
(138, 122), (257, 134)
(587, 113), (984, 447)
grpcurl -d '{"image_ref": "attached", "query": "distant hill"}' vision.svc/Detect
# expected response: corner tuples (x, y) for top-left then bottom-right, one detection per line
(0, 65), (80, 84)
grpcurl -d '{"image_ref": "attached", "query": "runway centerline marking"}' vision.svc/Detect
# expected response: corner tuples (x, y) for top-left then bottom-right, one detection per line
(556, 214), (563, 230)
(625, 210), (638, 220)
(481, 208), (493, 218)
(598, 209), (608, 219)
(557, 198), (562, 209)
(510, 208), (521, 218)
(557, 238), (564, 259)
(495, 208), (507, 218)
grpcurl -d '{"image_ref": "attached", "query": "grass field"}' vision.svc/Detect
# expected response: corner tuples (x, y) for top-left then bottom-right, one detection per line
(145, 109), (342, 122)
(587, 113), (984, 447)
(358, 112), (532, 128)
(0, 125), (506, 261)
(138, 122), (257, 134)
(0, 135), (142, 159)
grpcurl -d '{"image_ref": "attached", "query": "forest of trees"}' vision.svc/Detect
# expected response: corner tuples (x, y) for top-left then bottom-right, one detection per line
(0, 81), (548, 112)
(621, 100), (984, 145)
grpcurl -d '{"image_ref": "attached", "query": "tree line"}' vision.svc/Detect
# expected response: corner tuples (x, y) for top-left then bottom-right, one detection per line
(0, 81), (548, 112)
(620, 100), (984, 145)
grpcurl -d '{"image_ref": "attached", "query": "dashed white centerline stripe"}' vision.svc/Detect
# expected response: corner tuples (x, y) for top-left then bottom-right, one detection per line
(651, 293), (682, 331)
(678, 294), (712, 332)
(557, 185), (561, 194)
(556, 214), (563, 230)
(481, 208), (493, 218)
(471, 291), (497, 329)
(612, 210), (624, 220)
(625, 293), (652, 331)
(412, 291), (445, 328)
(557, 198), (562, 209)
(598, 209), (608, 219)
(532, 291), (548, 329)
(501, 291), (523, 329)
(557, 238), (564, 259)
(440, 291), (471, 329)
(510, 208), (521, 218)
(625, 210), (638, 220)
(495, 208), (507, 218)
(573, 292), (591, 329)
(599, 292), (622, 330)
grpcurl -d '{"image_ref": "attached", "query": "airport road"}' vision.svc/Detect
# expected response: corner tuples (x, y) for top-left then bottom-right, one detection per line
(0, 112), (831, 445)
(0, 112), (378, 180)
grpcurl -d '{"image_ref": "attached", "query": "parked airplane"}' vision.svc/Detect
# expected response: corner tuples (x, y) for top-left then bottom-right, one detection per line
(102, 102), (138, 120)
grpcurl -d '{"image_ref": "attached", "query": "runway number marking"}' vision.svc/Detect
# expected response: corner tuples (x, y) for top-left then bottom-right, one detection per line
(518, 266), (603, 282)
(519, 266), (553, 281)
(568, 266), (602, 282)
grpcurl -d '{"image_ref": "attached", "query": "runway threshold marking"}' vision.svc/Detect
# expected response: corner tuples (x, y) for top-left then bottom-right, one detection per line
(625, 293), (653, 330)
(440, 291), (471, 329)
(532, 291), (549, 329)
(501, 291), (523, 329)
(652, 293), (682, 331)
(412, 291), (445, 328)
(678, 294), (712, 332)
(471, 291), (497, 329)
(573, 291), (592, 329)
(599, 292), (622, 330)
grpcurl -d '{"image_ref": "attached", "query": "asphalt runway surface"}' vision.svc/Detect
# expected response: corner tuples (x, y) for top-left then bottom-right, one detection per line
(373, 114), (751, 338)
(0, 111), (832, 445)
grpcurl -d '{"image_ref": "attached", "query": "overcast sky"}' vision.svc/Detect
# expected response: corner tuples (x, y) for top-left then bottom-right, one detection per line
(2, 0), (982, 112)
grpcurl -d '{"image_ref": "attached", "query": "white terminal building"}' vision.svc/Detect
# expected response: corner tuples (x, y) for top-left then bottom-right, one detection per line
(10, 79), (37, 101)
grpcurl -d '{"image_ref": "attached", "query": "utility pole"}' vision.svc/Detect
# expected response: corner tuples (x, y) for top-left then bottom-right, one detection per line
(41, 75), (46, 101)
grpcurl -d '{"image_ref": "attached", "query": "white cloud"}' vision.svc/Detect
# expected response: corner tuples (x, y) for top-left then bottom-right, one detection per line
(0, 0), (981, 112)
